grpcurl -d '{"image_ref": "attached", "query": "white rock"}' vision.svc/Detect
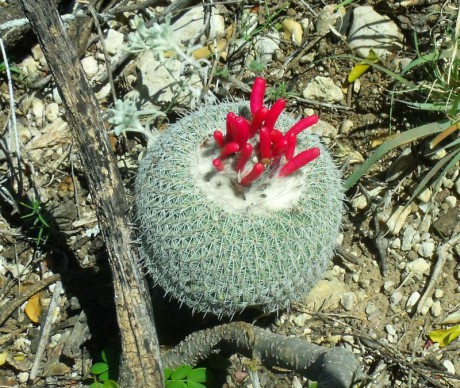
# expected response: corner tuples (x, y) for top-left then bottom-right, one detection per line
(401, 225), (418, 251)
(347, 6), (403, 58)
(365, 303), (378, 315)
(340, 292), (356, 311)
(45, 102), (59, 122)
(20, 56), (39, 76)
(18, 372), (29, 384)
(339, 119), (354, 135)
(136, 52), (203, 105)
(407, 258), (430, 275)
(293, 313), (310, 327)
(31, 44), (43, 61)
(390, 238), (401, 249)
(104, 29), (125, 55)
(443, 178), (454, 189)
(385, 324), (396, 335)
(455, 177), (460, 196)
(81, 56), (99, 79)
(445, 195), (457, 208)
(434, 289), (444, 299)
(383, 281), (395, 295)
(418, 241), (435, 258)
(302, 76), (343, 103)
(418, 187), (432, 203)
(419, 297), (433, 315)
(95, 83), (112, 101)
(53, 87), (63, 104)
(172, 6), (225, 43)
(303, 279), (346, 310)
(253, 32), (281, 64)
(292, 376), (303, 388)
(406, 291), (420, 310)
(31, 98), (45, 127)
(443, 360), (455, 375)
(431, 300), (442, 317)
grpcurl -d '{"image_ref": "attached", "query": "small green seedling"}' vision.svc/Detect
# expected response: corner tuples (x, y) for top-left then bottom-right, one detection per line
(164, 366), (210, 388)
(90, 348), (119, 388)
(20, 199), (52, 246)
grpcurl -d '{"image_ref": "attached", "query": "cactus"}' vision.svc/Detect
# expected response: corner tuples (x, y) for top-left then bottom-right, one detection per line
(135, 78), (343, 317)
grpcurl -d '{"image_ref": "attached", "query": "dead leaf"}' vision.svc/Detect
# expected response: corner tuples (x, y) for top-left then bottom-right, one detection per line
(24, 292), (42, 323)
(348, 49), (379, 83)
(428, 325), (460, 348)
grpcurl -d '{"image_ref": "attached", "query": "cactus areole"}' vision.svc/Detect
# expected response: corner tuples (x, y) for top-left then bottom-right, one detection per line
(135, 78), (343, 317)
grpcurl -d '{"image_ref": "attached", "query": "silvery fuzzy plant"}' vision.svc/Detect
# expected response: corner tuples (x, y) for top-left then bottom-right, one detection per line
(134, 77), (344, 317)
(126, 15), (213, 108)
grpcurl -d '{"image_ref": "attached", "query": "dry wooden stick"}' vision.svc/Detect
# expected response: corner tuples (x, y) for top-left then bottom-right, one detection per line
(17, 0), (163, 385)
(416, 233), (460, 314)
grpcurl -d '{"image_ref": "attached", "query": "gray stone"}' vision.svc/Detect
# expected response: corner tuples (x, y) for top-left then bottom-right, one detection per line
(340, 292), (356, 311)
(406, 291), (420, 310)
(104, 29), (125, 55)
(418, 241), (435, 258)
(407, 258), (430, 275)
(302, 76), (343, 103)
(347, 6), (403, 58)
(401, 225), (418, 251)
(81, 56), (99, 79)
(431, 300), (442, 317)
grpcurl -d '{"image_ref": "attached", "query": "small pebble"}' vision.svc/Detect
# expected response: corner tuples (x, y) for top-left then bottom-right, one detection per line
(293, 313), (310, 327)
(455, 178), (460, 196)
(401, 225), (418, 251)
(366, 303), (377, 315)
(445, 195), (457, 208)
(352, 272), (360, 283)
(385, 324), (396, 335)
(418, 241), (435, 258)
(407, 258), (430, 275)
(81, 56), (99, 79)
(45, 102), (59, 122)
(359, 279), (370, 289)
(434, 289), (444, 299)
(442, 178), (454, 189)
(390, 238), (401, 249)
(431, 300), (442, 317)
(419, 297), (433, 315)
(418, 187), (432, 203)
(340, 292), (356, 311)
(443, 360), (456, 374)
(383, 281), (395, 295)
(17, 373), (29, 384)
(406, 291), (420, 310)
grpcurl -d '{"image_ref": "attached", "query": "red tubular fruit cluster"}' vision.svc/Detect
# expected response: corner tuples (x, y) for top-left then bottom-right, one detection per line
(211, 77), (321, 185)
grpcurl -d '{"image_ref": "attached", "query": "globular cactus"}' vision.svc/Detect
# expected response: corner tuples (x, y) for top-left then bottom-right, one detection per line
(135, 78), (343, 317)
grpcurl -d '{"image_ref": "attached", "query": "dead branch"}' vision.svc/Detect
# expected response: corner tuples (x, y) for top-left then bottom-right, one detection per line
(164, 321), (362, 388)
(17, 0), (163, 385)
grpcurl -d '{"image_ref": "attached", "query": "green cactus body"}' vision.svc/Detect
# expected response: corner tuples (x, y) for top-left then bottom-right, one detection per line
(136, 94), (342, 317)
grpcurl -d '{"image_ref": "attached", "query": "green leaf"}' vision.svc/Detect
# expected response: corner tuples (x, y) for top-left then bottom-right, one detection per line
(187, 368), (207, 383)
(429, 325), (460, 347)
(344, 119), (453, 190)
(91, 362), (109, 375)
(187, 381), (207, 388)
(164, 368), (173, 380)
(103, 380), (120, 388)
(99, 371), (109, 382)
(171, 365), (193, 380)
(166, 380), (187, 388)
(89, 383), (104, 388)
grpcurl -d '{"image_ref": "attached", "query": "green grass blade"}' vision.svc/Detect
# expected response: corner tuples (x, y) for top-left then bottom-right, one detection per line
(344, 120), (453, 190)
